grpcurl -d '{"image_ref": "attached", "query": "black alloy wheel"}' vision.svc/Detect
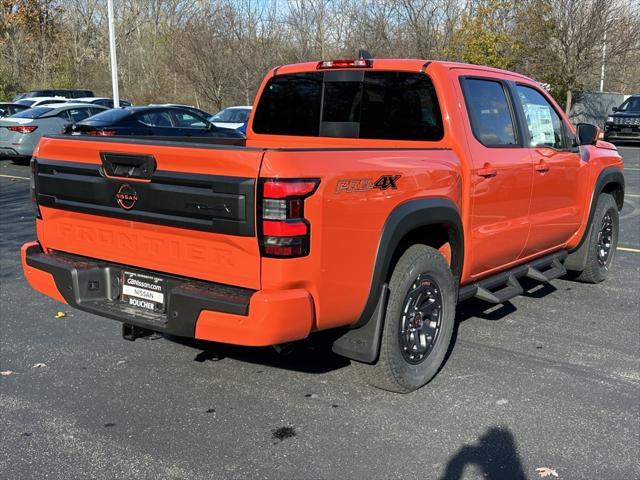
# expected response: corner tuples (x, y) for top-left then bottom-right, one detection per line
(399, 274), (443, 364)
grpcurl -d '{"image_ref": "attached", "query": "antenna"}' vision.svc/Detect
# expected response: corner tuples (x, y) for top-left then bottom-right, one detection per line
(358, 49), (373, 60)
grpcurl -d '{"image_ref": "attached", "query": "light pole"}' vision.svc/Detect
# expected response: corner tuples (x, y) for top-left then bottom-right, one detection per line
(599, 30), (607, 92)
(107, 0), (120, 107)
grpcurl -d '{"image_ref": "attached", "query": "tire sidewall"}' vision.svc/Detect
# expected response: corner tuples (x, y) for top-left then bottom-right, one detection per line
(382, 246), (456, 391)
(588, 195), (619, 281)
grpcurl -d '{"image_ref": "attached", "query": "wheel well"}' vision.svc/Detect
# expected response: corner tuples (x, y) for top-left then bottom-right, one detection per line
(387, 224), (463, 283)
(601, 182), (624, 210)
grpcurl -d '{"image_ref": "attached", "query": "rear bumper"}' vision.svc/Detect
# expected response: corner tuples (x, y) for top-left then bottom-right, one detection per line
(0, 147), (29, 158)
(21, 241), (314, 346)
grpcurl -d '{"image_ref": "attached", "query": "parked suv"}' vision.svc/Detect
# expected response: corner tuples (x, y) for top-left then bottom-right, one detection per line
(21, 59), (623, 392)
(12, 89), (95, 101)
(604, 94), (640, 144)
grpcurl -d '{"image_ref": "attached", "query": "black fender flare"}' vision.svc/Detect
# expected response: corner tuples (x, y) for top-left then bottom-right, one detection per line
(332, 197), (464, 363)
(565, 166), (625, 271)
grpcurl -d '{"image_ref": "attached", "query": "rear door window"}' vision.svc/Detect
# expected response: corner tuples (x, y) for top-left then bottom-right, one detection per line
(253, 71), (443, 141)
(172, 111), (207, 128)
(138, 110), (174, 127)
(67, 107), (93, 122)
(462, 78), (518, 147)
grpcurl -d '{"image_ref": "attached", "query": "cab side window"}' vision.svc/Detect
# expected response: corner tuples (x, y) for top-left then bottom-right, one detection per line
(515, 85), (565, 149)
(462, 78), (518, 147)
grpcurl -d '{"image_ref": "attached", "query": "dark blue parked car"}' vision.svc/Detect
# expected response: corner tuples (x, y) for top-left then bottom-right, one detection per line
(66, 106), (244, 138)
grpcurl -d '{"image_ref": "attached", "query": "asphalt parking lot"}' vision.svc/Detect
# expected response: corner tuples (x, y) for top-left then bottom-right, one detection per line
(1, 147), (638, 480)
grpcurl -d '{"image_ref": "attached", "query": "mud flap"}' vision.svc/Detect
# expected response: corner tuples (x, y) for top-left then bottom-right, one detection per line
(331, 284), (388, 363)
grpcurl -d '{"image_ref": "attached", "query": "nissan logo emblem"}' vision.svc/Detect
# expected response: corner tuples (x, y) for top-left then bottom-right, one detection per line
(116, 184), (138, 210)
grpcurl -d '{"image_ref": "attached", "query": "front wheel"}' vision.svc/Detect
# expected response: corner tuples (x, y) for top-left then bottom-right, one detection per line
(574, 193), (619, 283)
(354, 244), (456, 393)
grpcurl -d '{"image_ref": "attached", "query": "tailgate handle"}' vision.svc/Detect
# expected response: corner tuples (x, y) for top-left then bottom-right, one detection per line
(100, 152), (156, 180)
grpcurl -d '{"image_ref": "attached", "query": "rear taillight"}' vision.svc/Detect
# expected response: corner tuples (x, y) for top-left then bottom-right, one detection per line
(8, 125), (37, 133)
(259, 179), (319, 258)
(88, 130), (116, 136)
(30, 158), (41, 219)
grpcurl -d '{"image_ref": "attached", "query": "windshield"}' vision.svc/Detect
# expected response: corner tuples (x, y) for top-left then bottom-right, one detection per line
(82, 108), (132, 123)
(11, 107), (54, 119)
(211, 108), (250, 123)
(16, 99), (36, 107)
(618, 97), (640, 113)
(209, 108), (251, 123)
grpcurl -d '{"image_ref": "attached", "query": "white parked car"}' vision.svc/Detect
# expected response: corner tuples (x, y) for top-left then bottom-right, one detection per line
(209, 106), (252, 133)
(15, 97), (69, 108)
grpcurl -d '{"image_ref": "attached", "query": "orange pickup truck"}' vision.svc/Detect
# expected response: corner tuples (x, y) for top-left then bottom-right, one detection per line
(22, 58), (624, 392)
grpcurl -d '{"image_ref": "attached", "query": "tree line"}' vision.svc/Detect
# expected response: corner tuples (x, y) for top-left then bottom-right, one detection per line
(1, 0), (639, 114)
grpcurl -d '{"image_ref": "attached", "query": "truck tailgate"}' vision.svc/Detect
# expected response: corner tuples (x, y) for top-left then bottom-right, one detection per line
(33, 136), (264, 289)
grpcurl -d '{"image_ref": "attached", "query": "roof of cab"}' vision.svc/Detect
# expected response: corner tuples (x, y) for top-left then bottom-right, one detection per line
(272, 58), (533, 82)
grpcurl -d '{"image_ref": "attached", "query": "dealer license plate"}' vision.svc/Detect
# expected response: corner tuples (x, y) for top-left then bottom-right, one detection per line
(121, 271), (166, 312)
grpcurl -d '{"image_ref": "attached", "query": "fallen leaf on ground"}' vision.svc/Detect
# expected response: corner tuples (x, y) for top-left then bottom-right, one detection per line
(31, 363), (47, 369)
(54, 311), (67, 319)
(1, 370), (15, 376)
(536, 467), (559, 478)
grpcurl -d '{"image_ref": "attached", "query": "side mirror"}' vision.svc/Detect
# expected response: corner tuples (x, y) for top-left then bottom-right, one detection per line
(575, 123), (600, 146)
(612, 106), (618, 112)
(205, 122), (214, 131)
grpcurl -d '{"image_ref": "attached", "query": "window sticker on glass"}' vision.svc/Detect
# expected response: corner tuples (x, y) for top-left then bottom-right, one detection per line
(522, 103), (555, 146)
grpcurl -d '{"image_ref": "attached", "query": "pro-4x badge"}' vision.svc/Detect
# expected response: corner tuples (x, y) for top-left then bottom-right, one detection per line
(336, 175), (401, 193)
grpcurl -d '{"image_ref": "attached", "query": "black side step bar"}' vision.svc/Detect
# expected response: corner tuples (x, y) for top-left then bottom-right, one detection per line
(459, 251), (568, 304)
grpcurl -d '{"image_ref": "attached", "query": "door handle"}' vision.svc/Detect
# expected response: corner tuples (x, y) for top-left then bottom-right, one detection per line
(477, 163), (497, 178)
(535, 160), (550, 173)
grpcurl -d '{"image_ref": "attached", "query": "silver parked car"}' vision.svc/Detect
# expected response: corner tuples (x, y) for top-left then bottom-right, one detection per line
(0, 103), (108, 163)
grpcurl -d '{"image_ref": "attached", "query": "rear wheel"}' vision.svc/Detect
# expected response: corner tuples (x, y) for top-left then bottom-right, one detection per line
(354, 244), (456, 393)
(574, 193), (619, 283)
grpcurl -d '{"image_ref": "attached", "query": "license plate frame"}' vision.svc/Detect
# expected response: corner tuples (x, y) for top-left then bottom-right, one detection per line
(121, 271), (166, 313)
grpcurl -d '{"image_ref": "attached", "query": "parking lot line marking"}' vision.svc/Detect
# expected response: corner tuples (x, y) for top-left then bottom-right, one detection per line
(618, 246), (640, 253)
(624, 167), (640, 171)
(626, 194), (640, 198)
(0, 173), (29, 180)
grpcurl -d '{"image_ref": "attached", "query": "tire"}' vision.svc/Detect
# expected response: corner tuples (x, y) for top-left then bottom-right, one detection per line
(574, 193), (619, 283)
(354, 244), (456, 393)
(11, 157), (30, 166)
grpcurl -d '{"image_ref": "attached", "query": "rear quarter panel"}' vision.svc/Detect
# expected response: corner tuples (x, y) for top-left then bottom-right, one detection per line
(259, 148), (463, 330)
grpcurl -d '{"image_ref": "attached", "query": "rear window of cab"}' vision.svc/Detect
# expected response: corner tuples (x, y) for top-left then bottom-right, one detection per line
(253, 71), (444, 141)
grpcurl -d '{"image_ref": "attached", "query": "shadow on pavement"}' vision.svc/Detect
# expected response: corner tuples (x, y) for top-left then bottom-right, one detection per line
(439, 426), (527, 480)
(169, 275), (563, 377)
(165, 331), (351, 374)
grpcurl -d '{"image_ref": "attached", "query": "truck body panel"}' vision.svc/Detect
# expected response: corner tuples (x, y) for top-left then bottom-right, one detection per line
(22, 58), (624, 357)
